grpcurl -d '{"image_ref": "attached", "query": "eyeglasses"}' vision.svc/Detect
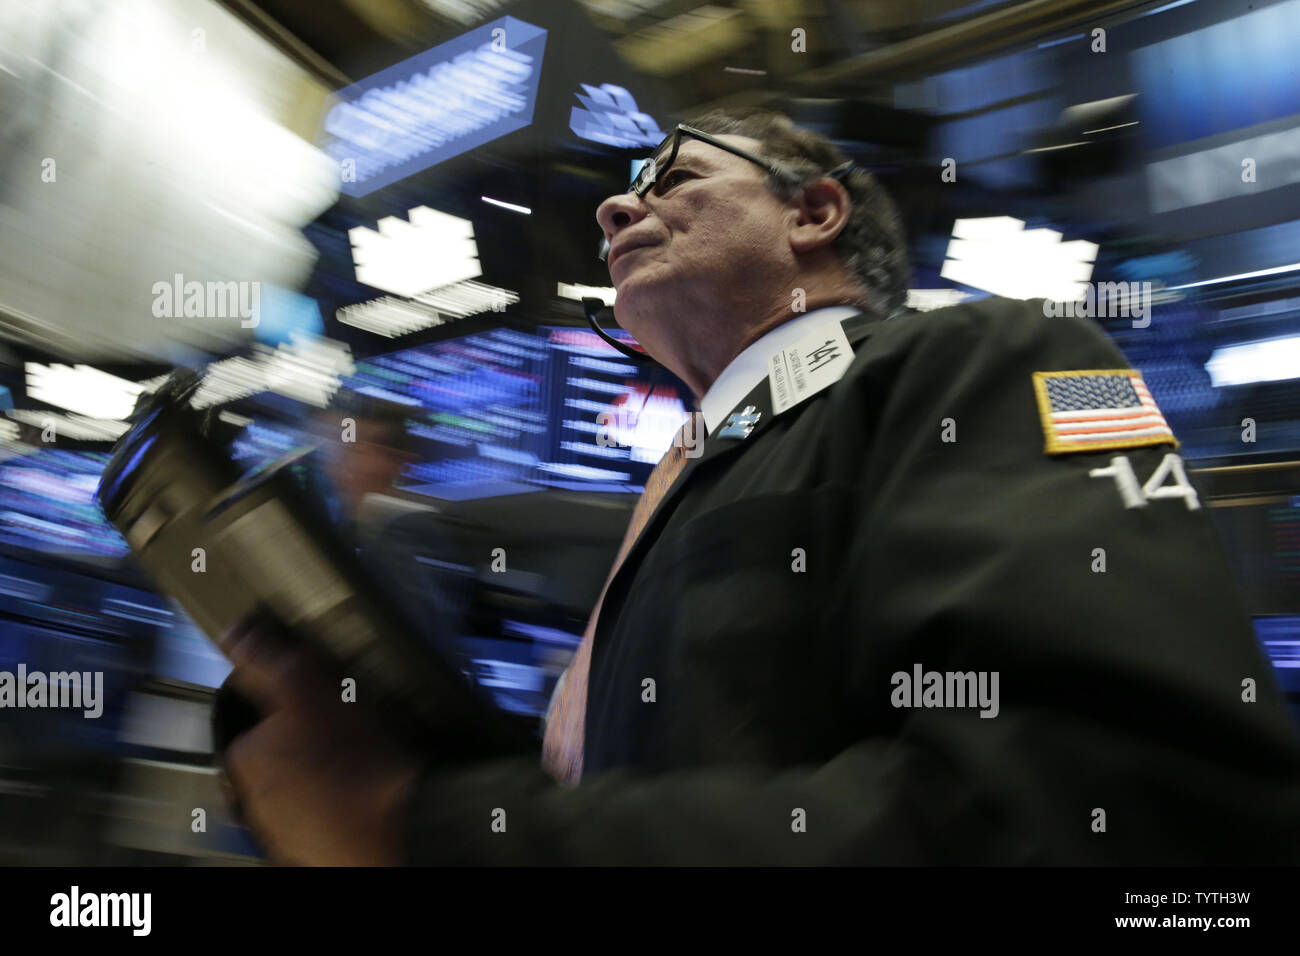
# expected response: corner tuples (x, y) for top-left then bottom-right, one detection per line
(598, 123), (857, 261)
(630, 124), (794, 197)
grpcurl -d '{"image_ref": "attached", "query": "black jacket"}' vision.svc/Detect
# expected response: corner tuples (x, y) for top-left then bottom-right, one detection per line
(402, 297), (1300, 864)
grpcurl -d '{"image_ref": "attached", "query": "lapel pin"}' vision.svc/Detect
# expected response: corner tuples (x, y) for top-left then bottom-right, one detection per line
(717, 405), (761, 440)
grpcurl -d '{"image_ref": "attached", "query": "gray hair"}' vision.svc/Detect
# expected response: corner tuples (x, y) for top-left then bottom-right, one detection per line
(685, 107), (910, 317)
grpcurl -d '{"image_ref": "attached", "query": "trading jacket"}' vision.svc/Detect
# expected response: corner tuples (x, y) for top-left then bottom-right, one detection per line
(401, 296), (1300, 864)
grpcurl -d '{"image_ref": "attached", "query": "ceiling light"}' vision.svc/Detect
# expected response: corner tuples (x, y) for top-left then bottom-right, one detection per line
(25, 364), (146, 420)
(941, 217), (1098, 301)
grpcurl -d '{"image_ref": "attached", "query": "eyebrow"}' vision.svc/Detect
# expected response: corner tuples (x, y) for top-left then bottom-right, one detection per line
(674, 152), (722, 174)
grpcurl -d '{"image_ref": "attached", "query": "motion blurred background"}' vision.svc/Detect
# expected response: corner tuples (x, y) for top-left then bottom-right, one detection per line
(1, 0), (1298, 864)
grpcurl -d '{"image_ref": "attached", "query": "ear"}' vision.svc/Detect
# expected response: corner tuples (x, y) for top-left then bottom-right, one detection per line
(787, 177), (851, 255)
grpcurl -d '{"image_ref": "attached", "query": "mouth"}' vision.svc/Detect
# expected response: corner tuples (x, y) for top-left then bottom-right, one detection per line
(608, 239), (657, 272)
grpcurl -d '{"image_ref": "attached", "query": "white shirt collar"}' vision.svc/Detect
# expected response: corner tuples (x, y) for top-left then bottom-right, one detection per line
(697, 305), (863, 435)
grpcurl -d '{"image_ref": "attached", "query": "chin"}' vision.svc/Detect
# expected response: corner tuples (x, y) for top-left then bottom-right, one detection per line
(610, 284), (643, 330)
(611, 269), (664, 321)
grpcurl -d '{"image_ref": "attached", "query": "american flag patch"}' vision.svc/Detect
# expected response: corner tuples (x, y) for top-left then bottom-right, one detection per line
(1032, 369), (1177, 455)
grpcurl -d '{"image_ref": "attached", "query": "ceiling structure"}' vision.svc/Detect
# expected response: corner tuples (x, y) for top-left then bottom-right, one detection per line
(216, 0), (1167, 115)
(0, 0), (1175, 371)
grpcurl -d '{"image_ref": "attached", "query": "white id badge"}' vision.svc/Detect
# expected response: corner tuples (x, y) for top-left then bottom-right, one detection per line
(768, 320), (854, 415)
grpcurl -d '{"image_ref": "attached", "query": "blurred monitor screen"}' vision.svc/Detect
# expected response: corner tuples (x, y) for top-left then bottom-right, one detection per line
(0, 420), (307, 566)
(0, 449), (129, 561)
(151, 599), (235, 690)
(344, 324), (691, 501)
(1255, 616), (1300, 695)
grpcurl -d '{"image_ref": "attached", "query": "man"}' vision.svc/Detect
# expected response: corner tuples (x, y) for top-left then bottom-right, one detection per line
(219, 108), (1300, 864)
(312, 393), (419, 527)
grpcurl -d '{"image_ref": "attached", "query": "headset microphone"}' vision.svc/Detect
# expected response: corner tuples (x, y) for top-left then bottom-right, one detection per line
(582, 297), (664, 368)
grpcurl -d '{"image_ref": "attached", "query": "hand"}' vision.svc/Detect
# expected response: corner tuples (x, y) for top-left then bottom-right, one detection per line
(216, 620), (422, 865)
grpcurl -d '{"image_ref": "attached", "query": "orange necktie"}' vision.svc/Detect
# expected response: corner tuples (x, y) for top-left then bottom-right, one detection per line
(541, 417), (699, 785)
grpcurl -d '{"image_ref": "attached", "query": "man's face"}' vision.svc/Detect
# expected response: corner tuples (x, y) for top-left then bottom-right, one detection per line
(316, 415), (410, 514)
(594, 133), (791, 362)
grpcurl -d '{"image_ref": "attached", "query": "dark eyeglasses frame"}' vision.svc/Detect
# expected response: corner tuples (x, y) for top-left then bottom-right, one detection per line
(630, 124), (793, 196)
(598, 123), (857, 261)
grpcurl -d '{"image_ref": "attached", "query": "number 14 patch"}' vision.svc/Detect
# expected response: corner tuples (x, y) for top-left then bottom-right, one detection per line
(1090, 454), (1201, 511)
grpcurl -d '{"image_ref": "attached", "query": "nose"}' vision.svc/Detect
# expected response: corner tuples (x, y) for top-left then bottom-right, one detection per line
(596, 191), (647, 246)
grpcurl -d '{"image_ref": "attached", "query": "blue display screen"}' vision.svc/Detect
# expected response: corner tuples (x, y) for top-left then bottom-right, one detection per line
(1132, 1), (1300, 149)
(0, 450), (129, 560)
(343, 325), (691, 500)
